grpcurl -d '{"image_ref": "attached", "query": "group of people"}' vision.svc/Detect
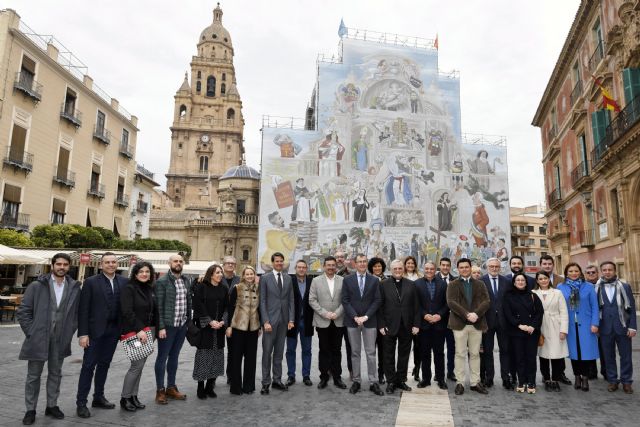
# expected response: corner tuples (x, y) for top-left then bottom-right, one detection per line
(14, 251), (636, 425)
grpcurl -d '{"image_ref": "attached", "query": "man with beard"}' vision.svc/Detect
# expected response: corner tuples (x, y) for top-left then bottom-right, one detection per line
(17, 254), (81, 425)
(154, 254), (192, 404)
(505, 256), (534, 289)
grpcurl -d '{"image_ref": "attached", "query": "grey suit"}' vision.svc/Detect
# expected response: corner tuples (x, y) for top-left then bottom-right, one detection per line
(309, 274), (345, 381)
(260, 270), (294, 385)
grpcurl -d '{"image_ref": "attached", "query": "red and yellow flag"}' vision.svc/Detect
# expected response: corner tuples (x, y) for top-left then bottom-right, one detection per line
(591, 74), (621, 112)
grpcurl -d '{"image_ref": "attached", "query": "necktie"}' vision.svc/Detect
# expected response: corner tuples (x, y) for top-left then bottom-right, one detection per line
(277, 273), (283, 291)
(492, 277), (498, 296)
(359, 275), (365, 297)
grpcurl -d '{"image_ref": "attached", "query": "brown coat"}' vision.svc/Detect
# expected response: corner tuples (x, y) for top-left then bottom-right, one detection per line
(446, 277), (490, 332)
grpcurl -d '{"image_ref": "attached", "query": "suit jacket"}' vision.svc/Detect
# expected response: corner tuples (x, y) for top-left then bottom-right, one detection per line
(78, 273), (127, 338)
(481, 274), (509, 330)
(309, 274), (344, 328)
(549, 274), (564, 287)
(446, 276), (490, 332)
(259, 270), (294, 327)
(598, 282), (637, 335)
(342, 272), (381, 328)
(287, 274), (314, 337)
(414, 276), (448, 330)
(436, 272), (457, 285)
(377, 277), (421, 335)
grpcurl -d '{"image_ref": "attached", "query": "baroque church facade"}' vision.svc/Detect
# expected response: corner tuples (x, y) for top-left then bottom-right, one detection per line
(149, 4), (260, 263)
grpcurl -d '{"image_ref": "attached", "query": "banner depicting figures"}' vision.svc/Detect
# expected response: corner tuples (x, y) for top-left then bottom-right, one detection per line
(258, 37), (510, 274)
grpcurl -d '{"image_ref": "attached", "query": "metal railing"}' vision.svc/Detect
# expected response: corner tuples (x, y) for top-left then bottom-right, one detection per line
(119, 142), (133, 159)
(114, 193), (129, 208)
(593, 94), (640, 167)
(578, 229), (596, 247)
(570, 160), (589, 188)
(547, 188), (562, 206)
(588, 40), (605, 72)
(60, 103), (82, 127)
(87, 182), (105, 199)
(570, 80), (583, 107)
(0, 212), (30, 232)
(3, 148), (33, 172)
(13, 72), (42, 102)
(53, 166), (75, 188)
(136, 200), (148, 213)
(93, 125), (111, 144)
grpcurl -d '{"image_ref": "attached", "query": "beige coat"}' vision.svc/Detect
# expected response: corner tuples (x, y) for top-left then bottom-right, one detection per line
(533, 288), (569, 359)
(309, 274), (344, 328)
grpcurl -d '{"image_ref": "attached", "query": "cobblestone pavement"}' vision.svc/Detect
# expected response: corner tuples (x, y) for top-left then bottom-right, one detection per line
(1, 323), (639, 427)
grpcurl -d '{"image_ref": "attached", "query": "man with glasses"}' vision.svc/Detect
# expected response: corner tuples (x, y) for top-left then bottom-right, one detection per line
(585, 265), (606, 379)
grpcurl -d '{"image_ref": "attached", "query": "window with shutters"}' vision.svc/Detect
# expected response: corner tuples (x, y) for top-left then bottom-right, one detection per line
(51, 198), (66, 224)
(590, 109), (610, 147)
(622, 68), (640, 108)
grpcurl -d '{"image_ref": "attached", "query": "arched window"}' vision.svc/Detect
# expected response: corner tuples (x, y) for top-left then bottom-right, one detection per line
(221, 83), (226, 95)
(227, 108), (235, 120)
(206, 76), (216, 97)
(196, 81), (201, 93)
(222, 73), (226, 81)
(199, 156), (209, 172)
(197, 71), (201, 79)
(179, 105), (187, 117)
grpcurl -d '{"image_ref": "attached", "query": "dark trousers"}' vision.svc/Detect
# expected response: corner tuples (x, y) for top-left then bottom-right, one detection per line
(383, 326), (412, 385)
(445, 328), (455, 375)
(570, 322), (594, 377)
(344, 331), (353, 373)
(286, 321), (312, 379)
(229, 329), (258, 394)
(481, 326), (510, 382)
(419, 328), (445, 383)
(76, 323), (119, 406)
(154, 324), (187, 389)
(601, 332), (633, 384)
(539, 357), (564, 381)
(509, 334), (538, 386)
(377, 331), (385, 379)
(316, 322), (343, 381)
(411, 334), (420, 376)
(225, 335), (233, 379)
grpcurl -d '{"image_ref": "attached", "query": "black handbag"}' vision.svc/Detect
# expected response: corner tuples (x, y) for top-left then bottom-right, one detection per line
(186, 319), (201, 347)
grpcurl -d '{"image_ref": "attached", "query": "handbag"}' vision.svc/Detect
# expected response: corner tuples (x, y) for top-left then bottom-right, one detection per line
(120, 327), (154, 361)
(186, 319), (202, 347)
(538, 334), (545, 347)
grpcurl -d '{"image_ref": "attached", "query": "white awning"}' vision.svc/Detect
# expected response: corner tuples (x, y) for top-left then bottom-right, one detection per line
(0, 245), (47, 264)
(16, 249), (76, 261)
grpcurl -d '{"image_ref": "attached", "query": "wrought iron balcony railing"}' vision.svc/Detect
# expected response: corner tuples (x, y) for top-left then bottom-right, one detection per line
(13, 71), (42, 102)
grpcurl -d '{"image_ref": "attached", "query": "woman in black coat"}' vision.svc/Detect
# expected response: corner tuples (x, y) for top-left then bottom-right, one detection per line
(192, 264), (228, 399)
(502, 272), (544, 393)
(119, 262), (158, 411)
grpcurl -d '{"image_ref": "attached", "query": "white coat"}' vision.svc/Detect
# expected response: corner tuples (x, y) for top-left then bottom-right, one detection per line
(532, 288), (569, 359)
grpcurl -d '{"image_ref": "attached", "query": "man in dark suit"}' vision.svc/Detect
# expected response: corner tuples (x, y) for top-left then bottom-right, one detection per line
(505, 255), (535, 289)
(598, 262), (637, 394)
(259, 252), (295, 395)
(436, 257), (457, 382)
(480, 257), (511, 389)
(342, 254), (383, 396)
(286, 259), (314, 387)
(76, 253), (127, 418)
(378, 259), (421, 394)
(414, 261), (448, 390)
(446, 258), (490, 396)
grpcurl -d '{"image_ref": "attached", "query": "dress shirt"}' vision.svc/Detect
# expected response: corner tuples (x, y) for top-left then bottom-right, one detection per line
(605, 283), (615, 302)
(327, 275), (335, 298)
(50, 274), (66, 307)
(103, 273), (115, 292)
(297, 277), (306, 317)
(489, 275), (499, 295)
(358, 274), (366, 296)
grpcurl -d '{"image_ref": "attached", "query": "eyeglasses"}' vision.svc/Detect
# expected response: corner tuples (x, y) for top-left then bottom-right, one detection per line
(585, 271), (597, 275)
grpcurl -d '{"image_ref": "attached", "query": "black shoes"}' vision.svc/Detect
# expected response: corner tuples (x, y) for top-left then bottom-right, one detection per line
(91, 396), (115, 409)
(317, 379), (328, 389)
(349, 382), (361, 394)
(378, 374), (386, 385)
(131, 396), (145, 409)
(197, 381), (207, 399)
(417, 380), (431, 388)
(333, 378), (347, 389)
(574, 376), (582, 390)
(120, 398), (137, 412)
(470, 383), (489, 394)
(581, 376), (590, 392)
(77, 405), (91, 418)
(303, 376), (313, 386)
(437, 381), (448, 390)
(260, 384), (270, 395)
(447, 373), (457, 382)
(44, 406), (64, 419)
(396, 382), (412, 391)
(412, 367), (420, 382)
(205, 379), (217, 398)
(271, 380), (288, 391)
(22, 410), (35, 425)
(370, 383), (384, 396)
(502, 379), (514, 390)
(386, 384), (396, 394)
(558, 374), (572, 385)
(454, 384), (464, 395)
(484, 380), (494, 388)
(286, 376), (296, 387)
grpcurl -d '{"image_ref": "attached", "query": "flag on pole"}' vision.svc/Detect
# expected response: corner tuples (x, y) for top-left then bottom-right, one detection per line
(591, 73), (621, 112)
(338, 18), (347, 38)
(434, 33), (439, 50)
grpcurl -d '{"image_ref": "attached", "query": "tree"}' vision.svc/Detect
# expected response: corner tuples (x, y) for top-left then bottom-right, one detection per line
(0, 229), (33, 247)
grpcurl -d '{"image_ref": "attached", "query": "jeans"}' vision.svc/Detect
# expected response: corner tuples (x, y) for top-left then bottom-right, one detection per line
(154, 324), (187, 389)
(286, 320), (312, 379)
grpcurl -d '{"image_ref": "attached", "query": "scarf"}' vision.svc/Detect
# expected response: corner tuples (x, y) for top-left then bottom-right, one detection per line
(566, 278), (582, 311)
(596, 276), (631, 328)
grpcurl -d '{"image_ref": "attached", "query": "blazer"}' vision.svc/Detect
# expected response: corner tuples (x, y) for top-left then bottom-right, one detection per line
(259, 270), (294, 327)
(550, 274), (565, 287)
(414, 276), (448, 330)
(446, 277), (490, 332)
(377, 277), (421, 336)
(598, 281), (637, 335)
(342, 272), (382, 329)
(309, 274), (345, 328)
(78, 273), (127, 338)
(119, 281), (158, 335)
(288, 274), (314, 337)
(481, 274), (510, 330)
(436, 272), (457, 284)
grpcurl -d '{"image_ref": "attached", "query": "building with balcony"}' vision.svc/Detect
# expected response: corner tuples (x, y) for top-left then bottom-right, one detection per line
(150, 4), (258, 263)
(510, 206), (548, 275)
(532, 0), (640, 300)
(0, 9), (138, 236)
(129, 164), (159, 239)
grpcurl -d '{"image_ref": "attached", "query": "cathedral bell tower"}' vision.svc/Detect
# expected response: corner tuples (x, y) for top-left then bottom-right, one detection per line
(166, 3), (245, 212)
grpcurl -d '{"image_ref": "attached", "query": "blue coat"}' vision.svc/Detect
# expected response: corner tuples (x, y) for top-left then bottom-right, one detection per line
(558, 281), (599, 360)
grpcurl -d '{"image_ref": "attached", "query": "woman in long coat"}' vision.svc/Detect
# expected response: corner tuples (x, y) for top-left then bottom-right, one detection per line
(557, 262), (599, 391)
(532, 271), (568, 392)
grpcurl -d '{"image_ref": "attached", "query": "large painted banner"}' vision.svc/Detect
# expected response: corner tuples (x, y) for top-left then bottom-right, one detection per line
(258, 37), (510, 274)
